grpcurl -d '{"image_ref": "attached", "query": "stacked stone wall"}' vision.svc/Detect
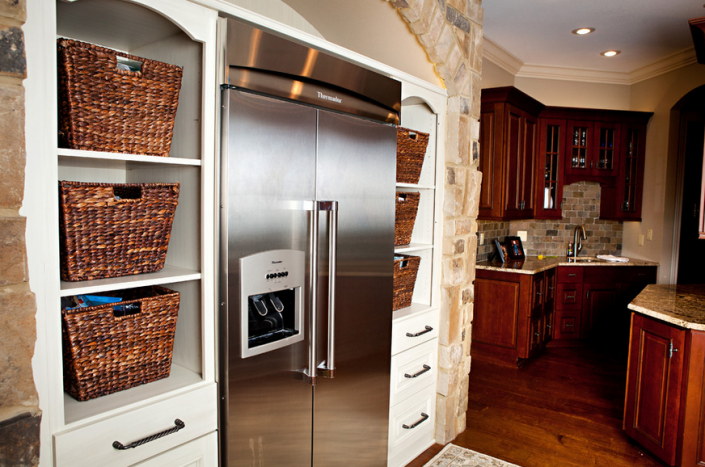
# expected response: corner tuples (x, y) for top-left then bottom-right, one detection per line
(390, 0), (482, 444)
(0, 0), (40, 465)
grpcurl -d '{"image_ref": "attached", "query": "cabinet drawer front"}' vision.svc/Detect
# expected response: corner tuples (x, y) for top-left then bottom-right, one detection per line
(55, 384), (217, 467)
(387, 384), (436, 466)
(557, 266), (583, 283)
(390, 339), (438, 406)
(623, 266), (657, 283)
(557, 283), (583, 310)
(392, 308), (439, 355)
(554, 310), (581, 340)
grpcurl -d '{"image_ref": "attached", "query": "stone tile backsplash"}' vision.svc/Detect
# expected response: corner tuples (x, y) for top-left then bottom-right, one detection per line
(477, 182), (623, 261)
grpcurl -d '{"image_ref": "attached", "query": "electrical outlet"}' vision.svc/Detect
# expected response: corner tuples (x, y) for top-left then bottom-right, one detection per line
(638, 234), (645, 246)
(647, 229), (653, 241)
(518, 230), (528, 242)
(478, 233), (485, 245)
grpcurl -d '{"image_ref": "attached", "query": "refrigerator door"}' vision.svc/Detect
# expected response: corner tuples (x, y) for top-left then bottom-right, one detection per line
(312, 110), (396, 466)
(221, 90), (316, 467)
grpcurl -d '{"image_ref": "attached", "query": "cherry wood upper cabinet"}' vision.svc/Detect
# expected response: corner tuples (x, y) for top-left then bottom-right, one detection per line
(479, 87), (544, 221)
(535, 118), (566, 219)
(539, 107), (651, 186)
(601, 123), (649, 221)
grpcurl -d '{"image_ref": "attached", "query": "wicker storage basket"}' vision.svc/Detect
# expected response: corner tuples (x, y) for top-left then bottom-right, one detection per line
(395, 191), (420, 246)
(59, 181), (180, 281)
(57, 38), (183, 157)
(393, 254), (421, 311)
(62, 286), (180, 401)
(396, 127), (429, 184)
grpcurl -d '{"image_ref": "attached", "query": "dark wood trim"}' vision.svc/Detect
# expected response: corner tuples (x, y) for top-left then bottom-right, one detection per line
(541, 106), (653, 124)
(689, 17), (705, 64)
(481, 86), (545, 115)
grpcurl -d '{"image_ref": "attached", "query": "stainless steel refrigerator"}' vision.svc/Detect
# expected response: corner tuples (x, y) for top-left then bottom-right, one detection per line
(219, 19), (402, 467)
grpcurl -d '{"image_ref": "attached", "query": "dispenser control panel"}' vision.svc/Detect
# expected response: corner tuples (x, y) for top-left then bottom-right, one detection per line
(240, 249), (305, 359)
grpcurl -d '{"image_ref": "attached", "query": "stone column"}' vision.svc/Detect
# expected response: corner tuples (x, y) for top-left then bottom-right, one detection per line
(0, 0), (40, 466)
(390, 0), (482, 444)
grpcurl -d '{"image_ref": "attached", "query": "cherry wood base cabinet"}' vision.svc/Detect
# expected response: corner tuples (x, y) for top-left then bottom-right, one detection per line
(551, 266), (657, 344)
(624, 313), (705, 467)
(472, 268), (555, 366)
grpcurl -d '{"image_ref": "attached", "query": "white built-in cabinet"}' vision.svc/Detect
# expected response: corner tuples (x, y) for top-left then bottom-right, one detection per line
(25, 0), (218, 466)
(388, 84), (446, 467)
(25, 0), (447, 465)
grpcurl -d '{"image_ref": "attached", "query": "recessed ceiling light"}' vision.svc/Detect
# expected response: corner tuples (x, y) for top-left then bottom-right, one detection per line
(572, 28), (595, 35)
(601, 50), (621, 57)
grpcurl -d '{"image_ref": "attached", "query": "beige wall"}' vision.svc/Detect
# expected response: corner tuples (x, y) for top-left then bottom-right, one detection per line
(627, 63), (705, 283)
(480, 59), (514, 88)
(513, 76), (631, 110)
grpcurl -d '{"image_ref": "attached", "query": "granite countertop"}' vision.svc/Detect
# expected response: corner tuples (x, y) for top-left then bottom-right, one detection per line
(628, 284), (705, 331)
(476, 256), (659, 275)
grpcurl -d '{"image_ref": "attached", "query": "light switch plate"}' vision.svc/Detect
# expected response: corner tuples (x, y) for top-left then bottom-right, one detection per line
(638, 234), (645, 246)
(647, 229), (653, 241)
(518, 231), (528, 242)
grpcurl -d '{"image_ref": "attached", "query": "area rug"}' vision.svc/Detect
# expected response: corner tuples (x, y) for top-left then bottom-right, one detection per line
(423, 444), (521, 467)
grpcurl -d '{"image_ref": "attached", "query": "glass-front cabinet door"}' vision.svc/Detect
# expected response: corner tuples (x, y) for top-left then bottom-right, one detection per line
(593, 121), (621, 177)
(616, 124), (646, 220)
(565, 120), (592, 177)
(535, 118), (564, 219)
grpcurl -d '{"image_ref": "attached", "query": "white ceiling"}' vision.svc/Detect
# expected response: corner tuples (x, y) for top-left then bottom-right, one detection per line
(483, 0), (705, 80)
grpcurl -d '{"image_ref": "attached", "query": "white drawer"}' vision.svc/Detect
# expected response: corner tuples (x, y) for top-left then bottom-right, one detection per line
(132, 432), (218, 467)
(55, 383), (217, 467)
(387, 384), (436, 467)
(390, 338), (438, 406)
(392, 307), (439, 355)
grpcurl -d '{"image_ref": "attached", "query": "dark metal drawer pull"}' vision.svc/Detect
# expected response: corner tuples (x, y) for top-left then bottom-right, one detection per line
(568, 273), (577, 277)
(566, 295), (576, 300)
(405, 364), (431, 379)
(402, 412), (429, 430)
(536, 292), (543, 296)
(406, 326), (433, 338)
(113, 419), (185, 450)
(565, 323), (574, 328)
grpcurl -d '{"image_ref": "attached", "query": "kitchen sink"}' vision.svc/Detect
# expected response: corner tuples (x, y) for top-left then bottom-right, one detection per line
(567, 256), (606, 263)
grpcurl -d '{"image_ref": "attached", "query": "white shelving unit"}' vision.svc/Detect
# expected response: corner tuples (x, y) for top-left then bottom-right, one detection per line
(389, 83), (446, 467)
(25, 0), (218, 465)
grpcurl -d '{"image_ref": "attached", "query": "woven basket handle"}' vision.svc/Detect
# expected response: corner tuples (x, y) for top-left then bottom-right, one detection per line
(407, 131), (418, 140)
(112, 300), (142, 319)
(397, 193), (409, 202)
(112, 186), (143, 201)
(115, 55), (144, 76)
(398, 259), (409, 269)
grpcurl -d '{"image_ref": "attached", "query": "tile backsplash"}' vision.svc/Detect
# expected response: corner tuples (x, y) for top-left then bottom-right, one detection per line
(477, 182), (623, 261)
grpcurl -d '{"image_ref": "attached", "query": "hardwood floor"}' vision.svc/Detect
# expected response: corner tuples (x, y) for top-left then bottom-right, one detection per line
(406, 341), (662, 467)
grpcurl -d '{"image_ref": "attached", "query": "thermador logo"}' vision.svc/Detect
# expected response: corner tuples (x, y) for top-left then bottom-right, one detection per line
(317, 91), (342, 103)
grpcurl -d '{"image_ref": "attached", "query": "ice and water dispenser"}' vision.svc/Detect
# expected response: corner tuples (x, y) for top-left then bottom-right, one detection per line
(240, 249), (304, 358)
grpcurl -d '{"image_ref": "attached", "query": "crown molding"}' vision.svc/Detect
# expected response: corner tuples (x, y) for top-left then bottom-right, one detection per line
(517, 65), (631, 85)
(483, 38), (698, 85)
(628, 47), (697, 84)
(482, 37), (523, 76)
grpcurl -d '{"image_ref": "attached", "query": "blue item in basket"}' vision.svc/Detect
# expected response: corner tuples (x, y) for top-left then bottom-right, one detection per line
(67, 294), (122, 309)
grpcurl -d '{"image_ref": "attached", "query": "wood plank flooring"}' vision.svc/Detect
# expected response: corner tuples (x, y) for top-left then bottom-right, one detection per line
(406, 341), (662, 467)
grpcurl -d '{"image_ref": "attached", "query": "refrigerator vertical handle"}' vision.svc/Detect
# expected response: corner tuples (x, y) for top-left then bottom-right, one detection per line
(303, 200), (338, 383)
(306, 203), (319, 386)
(318, 201), (338, 379)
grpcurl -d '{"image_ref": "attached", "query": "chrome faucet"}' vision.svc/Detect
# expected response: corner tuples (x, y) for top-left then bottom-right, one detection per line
(573, 225), (586, 260)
